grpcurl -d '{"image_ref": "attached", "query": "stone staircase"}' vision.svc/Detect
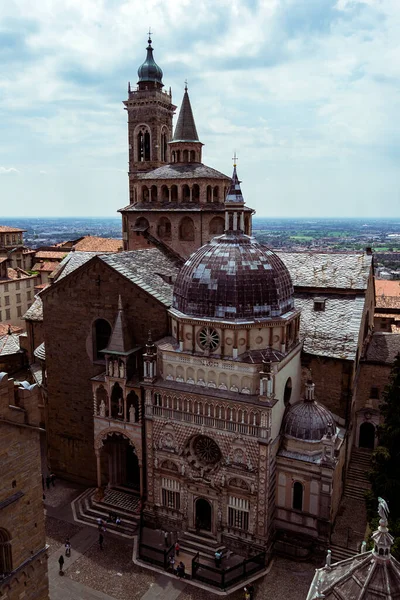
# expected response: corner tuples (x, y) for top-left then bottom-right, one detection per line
(72, 487), (140, 538)
(344, 448), (372, 500)
(178, 531), (226, 563)
(330, 447), (372, 563)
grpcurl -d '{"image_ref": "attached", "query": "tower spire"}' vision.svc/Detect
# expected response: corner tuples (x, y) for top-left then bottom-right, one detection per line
(172, 86), (199, 142)
(224, 159), (246, 234)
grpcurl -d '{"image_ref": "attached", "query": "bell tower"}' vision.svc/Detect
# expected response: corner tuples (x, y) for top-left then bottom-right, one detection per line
(123, 35), (176, 203)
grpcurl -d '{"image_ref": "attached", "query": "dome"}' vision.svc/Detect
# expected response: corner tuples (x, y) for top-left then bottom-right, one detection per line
(172, 232), (294, 320)
(283, 399), (334, 441)
(137, 37), (163, 85)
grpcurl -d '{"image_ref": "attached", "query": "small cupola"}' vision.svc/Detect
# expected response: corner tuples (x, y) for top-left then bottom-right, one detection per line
(372, 498), (393, 559)
(224, 159), (246, 234)
(169, 85), (203, 164)
(137, 35), (164, 89)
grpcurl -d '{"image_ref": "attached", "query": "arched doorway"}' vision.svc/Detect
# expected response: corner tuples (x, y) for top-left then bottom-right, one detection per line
(102, 433), (140, 492)
(195, 498), (212, 531)
(359, 422), (375, 449)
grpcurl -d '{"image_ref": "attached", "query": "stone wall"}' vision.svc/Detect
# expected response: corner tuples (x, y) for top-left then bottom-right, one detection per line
(43, 258), (170, 484)
(0, 373), (48, 600)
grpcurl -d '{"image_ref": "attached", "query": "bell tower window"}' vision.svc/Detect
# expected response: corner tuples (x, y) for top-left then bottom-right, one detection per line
(161, 131), (168, 162)
(137, 129), (151, 162)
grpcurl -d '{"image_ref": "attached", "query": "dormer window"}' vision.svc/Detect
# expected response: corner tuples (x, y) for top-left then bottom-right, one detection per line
(314, 298), (326, 312)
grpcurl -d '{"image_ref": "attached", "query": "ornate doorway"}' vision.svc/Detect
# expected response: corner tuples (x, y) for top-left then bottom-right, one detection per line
(103, 433), (140, 492)
(359, 422), (375, 449)
(195, 498), (212, 532)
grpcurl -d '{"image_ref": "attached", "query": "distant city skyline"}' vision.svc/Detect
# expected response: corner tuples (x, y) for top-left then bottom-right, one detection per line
(1, 0), (400, 218)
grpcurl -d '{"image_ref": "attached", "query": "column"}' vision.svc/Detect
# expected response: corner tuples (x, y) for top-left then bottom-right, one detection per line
(139, 461), (144, 498)
(240, 212), (245, 231)
(96, 449), (102, 489)
(189, 187), (193, 203)
(124, 394), (127, 422)
(233, 212), (238, 230)
(225, 211), (229, 231)
(192, 324), (196, 353)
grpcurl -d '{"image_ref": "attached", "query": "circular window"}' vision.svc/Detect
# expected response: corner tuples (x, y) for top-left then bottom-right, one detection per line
(193, 436), (222, 465)
(198, 327), (220, 351)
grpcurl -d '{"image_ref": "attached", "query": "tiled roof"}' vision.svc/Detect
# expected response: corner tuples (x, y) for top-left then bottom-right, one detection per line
(0, 332), (21, 356)
(172, 88), (199, 142)
(6, 267), (30, 280)
(138, 163), (230, 181)
(277, 251), (372, 290)
(52, 251), (100, 282)
(0, 225), (25, 233)
(34, 342), (45, 361)
(32, 261), (57, 272)
(0, 324), (23, 335)
(100, 250), (179, 306)
(365, 332), (400, 364)
(375, 279), (400, 310)
(295, 293), (366, 360)
(34, 250), (67, 260)
(23, 296), (43, 321)
(72, 236), (123, 252)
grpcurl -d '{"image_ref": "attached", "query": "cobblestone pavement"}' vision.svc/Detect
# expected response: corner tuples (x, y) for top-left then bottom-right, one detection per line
(46, 481), (317, 600)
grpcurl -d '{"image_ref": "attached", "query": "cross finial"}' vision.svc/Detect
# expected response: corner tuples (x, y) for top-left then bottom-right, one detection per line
(184, 79), (188, 92)
(148, 28), (152, 44)
(232, 150), (238, 167)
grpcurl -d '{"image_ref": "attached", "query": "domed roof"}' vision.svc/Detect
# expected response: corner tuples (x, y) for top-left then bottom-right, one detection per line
(137, 37), (163, 85)
(172, 232), (294, 320)
(284, 398), (334, 441)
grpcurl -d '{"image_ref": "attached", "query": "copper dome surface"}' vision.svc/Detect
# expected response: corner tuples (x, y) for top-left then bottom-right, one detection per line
(284, 400), (333, 441)
(172, 232), (294, 320)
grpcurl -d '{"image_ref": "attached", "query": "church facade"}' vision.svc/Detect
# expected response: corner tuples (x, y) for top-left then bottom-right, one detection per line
(35, 37), (376, 564)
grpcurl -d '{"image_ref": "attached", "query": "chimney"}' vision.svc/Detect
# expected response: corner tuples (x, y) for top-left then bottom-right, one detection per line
(366, 247), (373, 256)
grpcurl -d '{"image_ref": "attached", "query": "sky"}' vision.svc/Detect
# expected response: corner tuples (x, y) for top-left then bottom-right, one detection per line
(1, 0), (400, 218)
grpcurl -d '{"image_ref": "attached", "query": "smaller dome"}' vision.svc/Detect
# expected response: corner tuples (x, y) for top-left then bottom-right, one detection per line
(137, 37), (163, 85)
(284, 399), (333, 441)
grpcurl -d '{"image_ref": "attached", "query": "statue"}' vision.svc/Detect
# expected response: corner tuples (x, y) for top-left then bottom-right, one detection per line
(129, 404), (135, 423)
(180, 464), (185, 476)
(99, 399), (106, 417)
(118, 397), (123, 416)
(325, 549), (332, 569)
(378, 497), (389, 522)
(108, 361), (113, 376)
(361, 541), (367, 553)
(119, 362), (125, 379)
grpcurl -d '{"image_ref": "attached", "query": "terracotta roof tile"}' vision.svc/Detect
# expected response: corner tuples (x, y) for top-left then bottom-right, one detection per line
(34, 250), (67, 260)
(0, 324), (23, 335)
(32, 262), (58, 272)
(72, 236), (122, 252)
(375, 279), (400, 310)
(0, 225), (25, 233)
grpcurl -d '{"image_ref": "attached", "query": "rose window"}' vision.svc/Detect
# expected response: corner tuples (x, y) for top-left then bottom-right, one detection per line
(198, 327), (220, 351)
(193, 436), (222, 464)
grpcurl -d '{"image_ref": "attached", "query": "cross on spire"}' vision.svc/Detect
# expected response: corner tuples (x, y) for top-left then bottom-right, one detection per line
(148, 28), (152, 44)
(184, 79), (188, 92)
(232, 150), (238, 167)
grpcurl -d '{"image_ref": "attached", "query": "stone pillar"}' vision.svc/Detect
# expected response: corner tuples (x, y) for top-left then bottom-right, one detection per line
(189, 187), (193, 203)
(95, 449), (102, 489)
(124, 394), (127, 422)
(192, 324), (195, 353)
(233, 212), (238, 230)
(139, 461), (144, 498)
(225, 212), (229, 231)
(240, 212), (245, 231)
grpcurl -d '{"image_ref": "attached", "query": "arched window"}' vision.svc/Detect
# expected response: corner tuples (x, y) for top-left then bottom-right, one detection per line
(127, 390), (140, 422)
(206, 186), (212, 203)
(213, 186), (219, 202)
(137, 130), (151, 162)
(135, 217), (149, 230)
(161, 185), (169, 202)
(151, 185), (158, 202)
(172, 151), (176, 163)
(192, 184), (200, 202)
(161, 131), (168, 162)
(284, 378), (292, 406)
(293, 482), (303, 511)
(176, 150), (181, 163)
(96, 386), (108, 416)
(190, 150), (196, 162)
(171, 185), (178, 202)
(142, 186), (149, 202)
(209, 217), (225, 235)
(94, 319), (112, 361)
(179, 217), (195, 241)
(182, 185), (190, 203)
(183, 149), (188, 162)
(0, 528), (12, 576)
(157, 217), (172, 240)
(111, 382), (124, 419)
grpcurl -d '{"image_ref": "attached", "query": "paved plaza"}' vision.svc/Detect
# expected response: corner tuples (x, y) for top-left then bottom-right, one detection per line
(45, 481), (316, 600)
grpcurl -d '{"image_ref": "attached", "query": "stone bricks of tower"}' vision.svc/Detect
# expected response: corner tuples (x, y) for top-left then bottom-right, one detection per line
(0, 373), (49, 600)
(120, 39), (254, 261)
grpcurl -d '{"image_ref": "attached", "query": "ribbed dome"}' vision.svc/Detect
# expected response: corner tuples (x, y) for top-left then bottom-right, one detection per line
(284, 400), (333, 441)
(172, 232), (294, 320)
(34, 342), (45, 362)
(137, 37), (163, 84)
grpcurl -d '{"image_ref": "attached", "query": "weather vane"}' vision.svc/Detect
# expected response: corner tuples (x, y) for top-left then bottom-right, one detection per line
(148, 27), (152, 42)
(184, 79), (188, 91)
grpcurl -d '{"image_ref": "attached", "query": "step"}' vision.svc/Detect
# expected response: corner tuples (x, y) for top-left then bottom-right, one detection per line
(330, 544), (356, 563)
(179, 532), (226, 560)
(83, 498), (138, 535)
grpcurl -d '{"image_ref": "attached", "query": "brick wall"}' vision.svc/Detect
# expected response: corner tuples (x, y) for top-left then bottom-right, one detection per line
(43, 258), (170, 484)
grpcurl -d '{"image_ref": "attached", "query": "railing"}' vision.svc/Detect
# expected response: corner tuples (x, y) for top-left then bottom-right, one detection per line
(152, 406), (268, 439)
(191, 550), (266, 590)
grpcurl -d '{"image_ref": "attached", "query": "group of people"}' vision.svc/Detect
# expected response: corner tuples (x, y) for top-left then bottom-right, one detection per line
(243, 583), (255, 600)
(107, 511), (121, 525)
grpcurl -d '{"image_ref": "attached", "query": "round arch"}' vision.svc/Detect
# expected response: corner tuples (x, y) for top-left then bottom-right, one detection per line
(157, 217), (172, 239)
(93, 318), (112, 361)
(179, 217), (195, 241)
(209, 216), (225, 235)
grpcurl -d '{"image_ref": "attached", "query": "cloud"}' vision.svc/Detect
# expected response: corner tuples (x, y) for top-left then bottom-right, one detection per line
(0, 166), (19, 174)
(1, 0), (400, 216)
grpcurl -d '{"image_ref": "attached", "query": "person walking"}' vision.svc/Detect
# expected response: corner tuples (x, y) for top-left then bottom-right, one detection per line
(50, 473), (56, 487)
(45, 475), (50, 490)
(246, 583), (255, 600)
(215, 550), (222, 568)
(175, 541), (180, 556)
(65, 538), (71, 557)
(164, 531), (169, 547)
(168, 555), (175, 573)
(58, 555), (64, 574)
(99, 532), (104, 550)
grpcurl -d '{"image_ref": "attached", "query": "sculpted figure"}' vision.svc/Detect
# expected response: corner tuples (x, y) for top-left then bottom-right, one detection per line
(99, 399), (106, 417)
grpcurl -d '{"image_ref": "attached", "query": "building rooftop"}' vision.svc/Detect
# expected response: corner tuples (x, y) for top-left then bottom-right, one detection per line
(0, 324), (23, 335)
(276, 251), (372, 290)
(137, 162), (230, 181)
(32, 261), (58, 273)
(365, 332), (400, 365)
(375, 279), (400, 310)
(0, 225), (26, 233)
(72, 236), (123, 252)
(23, 296), (43, 322)
(34, 250), (68, 260)
(0, 332), (22, 356)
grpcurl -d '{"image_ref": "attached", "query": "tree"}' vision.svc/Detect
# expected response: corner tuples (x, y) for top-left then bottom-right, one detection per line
(367, 353), (400, 557)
